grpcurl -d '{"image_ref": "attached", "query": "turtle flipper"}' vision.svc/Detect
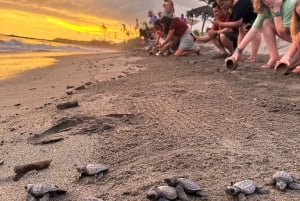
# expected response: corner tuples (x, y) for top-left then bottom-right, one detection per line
(276, 181), (287, 191)
(175, 185), (189, 201)
(265, 178), (275, 186)
(195, 190), (208, 197)
(78, 173), (84, 180)
(225, 186), (239, 196)
(49, 189), (67, 197)
(26, 194), (37, 201)
(96, 172), (104, 180)
(39, 193), (50, 201)
(255, 187), (269, 194)
(237, 193), (247, 201)
(288, 182), (300, 190)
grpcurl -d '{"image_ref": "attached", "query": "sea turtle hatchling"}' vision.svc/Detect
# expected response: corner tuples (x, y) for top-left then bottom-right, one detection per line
(164, 177), (207, 200)
(76, 163), (109, 180)
(25, 183), (66, 201)
(266, 171), (300, 191)
(226, 179), (268, 201)
(146, 185), (178, 201)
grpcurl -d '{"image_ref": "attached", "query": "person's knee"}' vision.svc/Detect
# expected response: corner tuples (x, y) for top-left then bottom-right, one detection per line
(174, 50), (182, 56)
(207, 30), (216, 39)
(219, 33), (230, 45)
(262, 19), (275, 31)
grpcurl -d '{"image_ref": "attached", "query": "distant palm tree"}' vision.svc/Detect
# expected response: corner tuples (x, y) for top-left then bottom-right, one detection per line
(186, 5), (213, 33)
(100, 23), (108, 41)
(134, 19), (139, 33)
(120, 24), (128, 33)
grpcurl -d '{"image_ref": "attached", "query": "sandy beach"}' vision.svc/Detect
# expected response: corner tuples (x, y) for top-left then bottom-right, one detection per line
(0, 48), (300, 201)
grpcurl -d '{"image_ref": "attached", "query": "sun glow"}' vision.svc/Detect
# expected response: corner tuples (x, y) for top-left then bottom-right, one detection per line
(46, 17), (101, 35)
(0, 8), (138, 42)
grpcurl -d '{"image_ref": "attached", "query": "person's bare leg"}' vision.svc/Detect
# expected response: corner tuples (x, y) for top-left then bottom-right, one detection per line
(246, 30), (261, 63)
(261, 19), (280, 68)
(174, 48), (200, 56)
(212, 39), (227, 54)
(219, 33), (234, 54)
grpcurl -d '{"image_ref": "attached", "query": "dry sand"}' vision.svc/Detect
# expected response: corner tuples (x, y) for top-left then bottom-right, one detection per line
(0, 48), (299, 201)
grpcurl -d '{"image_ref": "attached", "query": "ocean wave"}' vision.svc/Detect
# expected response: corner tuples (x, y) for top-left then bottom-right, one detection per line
(0, 38), (104, 53)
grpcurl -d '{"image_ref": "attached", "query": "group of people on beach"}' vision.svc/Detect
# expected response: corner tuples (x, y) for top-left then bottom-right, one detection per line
(140, 0), (300, 74)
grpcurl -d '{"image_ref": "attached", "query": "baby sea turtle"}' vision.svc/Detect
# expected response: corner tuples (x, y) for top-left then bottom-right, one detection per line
(146, 185), (178, 201)
(266, 171), (300, 191)
(25, 183), (66, 201)
(76, 163), (108, 179)
(164, 177), (207, 199)
(226, 179), (267, 201)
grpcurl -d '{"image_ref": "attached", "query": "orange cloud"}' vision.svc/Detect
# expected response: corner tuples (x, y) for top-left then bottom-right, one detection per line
(0, 7), (138, 42)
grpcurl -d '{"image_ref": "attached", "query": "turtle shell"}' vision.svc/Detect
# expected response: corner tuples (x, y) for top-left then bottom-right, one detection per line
(26, 183), (58, 197)
(85, 164), (108, 175)
(147, 186), (177, 200)
(273, 171), (294, 184)
(177, 178), (201, 192)
(233, 180), (256, 195)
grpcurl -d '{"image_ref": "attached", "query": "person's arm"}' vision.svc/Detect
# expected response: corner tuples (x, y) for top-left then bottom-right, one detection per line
(225, 27), (260, 62)
(161, 29), (174, 48)
(272, 0), (290, 40)
(212, 18), (243, 29)
(218, 27), (233, 34)
(196, 31), (213, 43)
(155, 32), (161, 45)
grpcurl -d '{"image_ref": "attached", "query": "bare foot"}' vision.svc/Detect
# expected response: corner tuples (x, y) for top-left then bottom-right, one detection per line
(261, 63), (275, 69)
(244, 56), (256, 63)
(261, 57), (280, 69)
(292, 65), (300, 73)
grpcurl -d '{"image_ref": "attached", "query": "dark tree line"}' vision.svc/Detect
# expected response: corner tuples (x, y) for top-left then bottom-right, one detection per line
(186, 0), (217, 33)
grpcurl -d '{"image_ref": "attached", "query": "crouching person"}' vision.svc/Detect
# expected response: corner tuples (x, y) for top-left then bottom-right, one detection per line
(159, 16), (200, 56)
(197, 2), (231, 58)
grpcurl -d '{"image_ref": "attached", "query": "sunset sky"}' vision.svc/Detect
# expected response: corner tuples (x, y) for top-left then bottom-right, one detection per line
(0, 0), (203, 42)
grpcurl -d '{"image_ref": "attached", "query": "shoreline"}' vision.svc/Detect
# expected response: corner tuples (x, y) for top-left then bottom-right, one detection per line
(0, 51), (119, 80)
(0, 51), (143, 117)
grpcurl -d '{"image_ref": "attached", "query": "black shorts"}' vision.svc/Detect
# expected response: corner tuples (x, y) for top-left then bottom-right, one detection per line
(223, 32), (237, 49)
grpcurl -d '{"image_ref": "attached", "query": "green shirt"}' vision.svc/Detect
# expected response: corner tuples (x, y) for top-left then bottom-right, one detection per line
(252, 0), (296, 28)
